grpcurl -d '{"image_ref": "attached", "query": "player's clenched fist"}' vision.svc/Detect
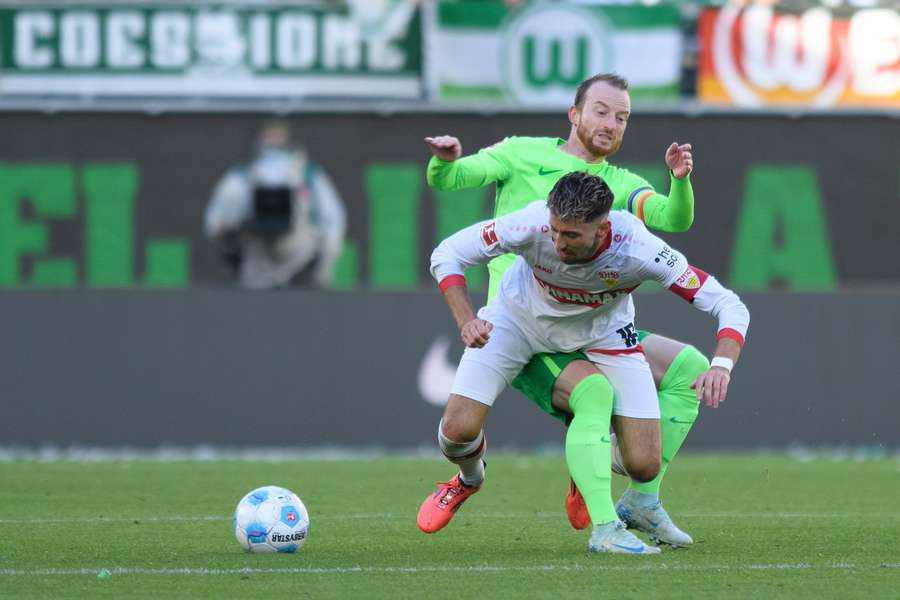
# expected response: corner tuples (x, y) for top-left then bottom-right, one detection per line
(425, 135), (462, 161)
(692, 367), (730, 409)
(460, 318), (493, 348)
(665, 142), (693, 179)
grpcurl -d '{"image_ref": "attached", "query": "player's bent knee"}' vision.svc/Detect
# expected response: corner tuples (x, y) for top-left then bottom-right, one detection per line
(679, 345), (711, 383)
(625, 457), (661, 482)
(439, 417), (481, 443)
(441, 394), (489, 442)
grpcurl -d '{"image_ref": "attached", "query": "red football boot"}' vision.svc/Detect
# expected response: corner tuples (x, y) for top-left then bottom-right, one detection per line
(417, 473), (481, 533)
(566, 478), (591, 530)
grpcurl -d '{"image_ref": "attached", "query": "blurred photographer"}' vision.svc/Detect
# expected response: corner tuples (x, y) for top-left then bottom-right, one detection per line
(204, 121), (346, 289)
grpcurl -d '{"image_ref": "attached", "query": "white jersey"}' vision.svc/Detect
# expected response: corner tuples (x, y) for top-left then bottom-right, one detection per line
(431, 201), (749, 355)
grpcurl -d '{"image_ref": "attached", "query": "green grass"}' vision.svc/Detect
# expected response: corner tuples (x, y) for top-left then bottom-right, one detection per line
(1, 453), (898, 599)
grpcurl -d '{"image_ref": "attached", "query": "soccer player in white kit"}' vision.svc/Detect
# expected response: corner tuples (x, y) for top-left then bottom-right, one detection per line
(419, 172), (750, 554)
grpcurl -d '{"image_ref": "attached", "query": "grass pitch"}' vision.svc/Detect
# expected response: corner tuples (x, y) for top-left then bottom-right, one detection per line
(1, 453), (898, 599)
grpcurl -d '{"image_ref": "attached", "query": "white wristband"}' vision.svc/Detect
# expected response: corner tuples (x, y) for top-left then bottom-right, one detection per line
(710, 356), (734, 372)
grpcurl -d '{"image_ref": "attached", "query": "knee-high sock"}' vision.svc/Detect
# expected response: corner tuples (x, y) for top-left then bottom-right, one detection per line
(565, 374), (617, 524)
(438, 421), (486, 487)
(630, 345), (707, 495)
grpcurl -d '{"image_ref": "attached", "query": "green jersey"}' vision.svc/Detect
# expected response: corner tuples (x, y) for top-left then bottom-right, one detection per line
(427, 136), (695, 298)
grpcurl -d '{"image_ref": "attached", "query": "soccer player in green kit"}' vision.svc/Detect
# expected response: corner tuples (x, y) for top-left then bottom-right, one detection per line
(422, 73), (710, 547)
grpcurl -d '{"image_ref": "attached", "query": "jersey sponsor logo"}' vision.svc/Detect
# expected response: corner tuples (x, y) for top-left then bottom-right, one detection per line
(535, 275), (637, 308)
(670, 265), (709, 302)
(538, 167), (562, 176)
(598, 270), (619, 288)
(654, 245), (678, 268)
(481, 222), (499, 246)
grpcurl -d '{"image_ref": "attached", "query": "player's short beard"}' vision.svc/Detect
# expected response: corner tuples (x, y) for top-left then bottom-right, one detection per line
(576, 121), (621, 159)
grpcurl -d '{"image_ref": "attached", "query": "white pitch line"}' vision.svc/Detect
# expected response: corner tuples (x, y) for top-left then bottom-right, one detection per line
(1, 563), (898, 577)
(0, 516), (227, 524)
(1, 511), (897, 525)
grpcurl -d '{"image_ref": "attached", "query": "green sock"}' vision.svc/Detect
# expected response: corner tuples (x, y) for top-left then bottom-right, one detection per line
(630, 345), (708, 495)
(565, 373), (617, 524)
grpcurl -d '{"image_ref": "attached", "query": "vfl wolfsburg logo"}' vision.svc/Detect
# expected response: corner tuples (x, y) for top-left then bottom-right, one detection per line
(502, 5), (612, 106)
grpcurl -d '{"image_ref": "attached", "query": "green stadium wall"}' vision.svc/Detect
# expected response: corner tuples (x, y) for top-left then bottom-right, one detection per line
(0, 112), (897, 290)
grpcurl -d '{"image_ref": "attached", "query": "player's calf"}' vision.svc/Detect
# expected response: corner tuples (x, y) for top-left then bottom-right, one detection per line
(417, 419), (488, 534)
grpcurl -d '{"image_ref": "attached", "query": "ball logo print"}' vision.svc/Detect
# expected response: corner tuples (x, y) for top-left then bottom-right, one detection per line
(280, 505), (300, 527)
(502, 5), (611, 106)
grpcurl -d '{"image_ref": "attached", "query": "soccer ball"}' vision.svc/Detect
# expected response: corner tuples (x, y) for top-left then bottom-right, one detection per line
(233, 485), (310, 553)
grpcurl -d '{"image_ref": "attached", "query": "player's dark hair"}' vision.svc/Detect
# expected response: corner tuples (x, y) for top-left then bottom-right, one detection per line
(573, 73), (629, 109)
(546, 172), (614, 223)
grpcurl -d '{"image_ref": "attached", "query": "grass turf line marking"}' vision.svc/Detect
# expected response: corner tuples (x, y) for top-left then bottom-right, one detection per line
(2, 564), (899, 577)
(2, 511), (898, 524)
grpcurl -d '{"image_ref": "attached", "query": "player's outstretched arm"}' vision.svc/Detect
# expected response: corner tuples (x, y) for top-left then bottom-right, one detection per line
(636, 229), (749, 407)
(632, 143), (695, 233)
(424, 135), (511, 191)
(666, 265), (748, 408)
(430, 205), (542, 345)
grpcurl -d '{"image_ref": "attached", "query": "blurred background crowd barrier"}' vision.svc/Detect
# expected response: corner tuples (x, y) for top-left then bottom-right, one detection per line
(0, 0), (895, 109)
(1, 0), (897, 448)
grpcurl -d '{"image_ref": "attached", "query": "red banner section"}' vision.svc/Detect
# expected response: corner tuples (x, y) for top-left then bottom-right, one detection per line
(699, 5), (899, 107)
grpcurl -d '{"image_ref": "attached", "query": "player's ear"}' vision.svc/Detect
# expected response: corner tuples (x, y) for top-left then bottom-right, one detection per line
(568, 104), (579, 127)
(597, 219), (610, 241)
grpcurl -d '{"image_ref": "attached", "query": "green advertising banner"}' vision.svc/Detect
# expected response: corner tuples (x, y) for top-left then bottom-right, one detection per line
(426, 1), (683, 105)
(0, 112), (897, 290)
(0, 2), (422, 98)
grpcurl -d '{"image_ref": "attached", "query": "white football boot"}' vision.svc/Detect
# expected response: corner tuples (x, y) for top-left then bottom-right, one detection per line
(587, 520), (661, 555)
(615, 488), (694, 548)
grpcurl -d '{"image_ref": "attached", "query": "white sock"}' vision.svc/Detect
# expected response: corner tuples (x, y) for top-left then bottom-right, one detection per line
(438, 421), (485, 487)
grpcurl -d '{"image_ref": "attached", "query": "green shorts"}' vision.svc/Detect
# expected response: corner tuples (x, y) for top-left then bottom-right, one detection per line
(510, 329), (653, 424)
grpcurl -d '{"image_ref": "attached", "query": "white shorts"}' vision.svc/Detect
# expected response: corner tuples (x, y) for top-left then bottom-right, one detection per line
(450, 303), (660, 420)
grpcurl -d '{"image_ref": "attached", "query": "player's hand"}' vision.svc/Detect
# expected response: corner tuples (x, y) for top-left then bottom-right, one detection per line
(425, 135), (462, 161)
(665, 142), (693, 179)
(460, 318), (493, 348)
(691, 367), (730, 408)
